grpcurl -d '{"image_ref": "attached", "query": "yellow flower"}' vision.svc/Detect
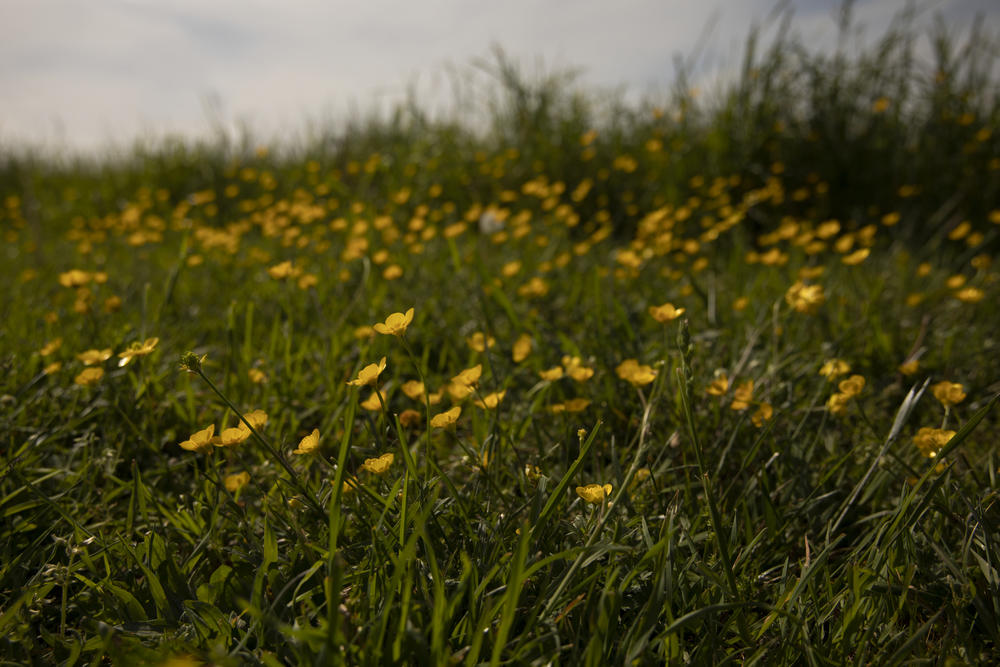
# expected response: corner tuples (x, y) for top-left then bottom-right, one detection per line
(348, 357), (387, 386)
(40, 338), (63, 356)
(751, 403), (773, 427)
(474, 390), (506, 409)
(218, 426), (251, 447)
(615, 359), (657, 387)
(576, 483), (613, 504)
(562, 356), (594, 382)
(819, 359), (851, 379)
(43, 361), (62, 375)
(399, 409), (422, 427)
(827, 392), (852, 415)
(58, 269), (91, 288)
(401, 380), (425, 400)
(74, 367), (104, 386)
(224, 471), (251, 492)
(706, 374), (729, 396)
(841, 248), (870, 265)
(730, 380), (754, 411)
(245, 409), (268, 429)
(267, 260), (300, 280)
(563, 398), (592, 412)
(430, 406), (461, 428)
(512, 334), (532, 363)
(912, 427), (956, 458)
(248, 368), (268, 384)
(118, 337), (159, 366)
(954, 287), (984, 303)
(785, 281), (825, 314)
(648, 302), (686, 323)
(362, 452), (394, 475)
(539, 366), (564, 381)
(77, 348), (112, 365)
(292, 428), (320, 455)
(899, 359), (919, 375)
(360, 391), (384, 411)
(931, 381), (966, 407)
(466, 332), (496, 352)
(373, 308), (414, 336)
(451, 364), (482, 386)
(837, 375), (866, 398)
(180, 425), (215, 453)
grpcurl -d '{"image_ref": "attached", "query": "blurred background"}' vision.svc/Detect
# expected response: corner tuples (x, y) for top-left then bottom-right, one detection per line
(2, 0), (997, 153)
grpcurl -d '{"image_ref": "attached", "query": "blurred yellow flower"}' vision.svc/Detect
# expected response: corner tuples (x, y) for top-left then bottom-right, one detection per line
(180, 425), (215, 453)
(466, 332), (496, 352)
(706, 374), (729, 396)
(827, 392), (851, 415)
(785, 281), (825, 314)
(431, 406), (461, 428)
(931, 381), (966, 407)
(77, 348), (112, 365)
(730, 380), (754, 411)
(248, 368), (268, 384)
(616, 359), (657, 387)
(539, 367), (564, 381)
(819, 359), (850, 379)
(474, 390), (506, 409)
(576, 483), (613, 504)
(751, 403), (773, 427)
(218, 426), (251, 447)
(373, 308), (414, 336)
(899, 359), (919, 375)
(512, 334), (532, 363)
(74, 367), (104, 386)
(451, 364), (482, 386)
(954, 287), (984, 303)
(40, 338), (62, 356)
(118, 337), (159, 366)
(838, 375), (866, 398)
(58, 269), (91, 288)
(348, 357), (386, 386)
(293, 429), (320, 455)
(401, 380), (425, 400)
(360, 391), (384, 411)
(224, 471), (251, 492)
(362, 452), (394, 475)
(913, 427), (955, 458)
(648, 302), (686, 323)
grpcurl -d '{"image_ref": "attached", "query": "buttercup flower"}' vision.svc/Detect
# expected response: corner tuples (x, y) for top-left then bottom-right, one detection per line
(118, 337), (159, 366)
(539, 367), (564, 381)
(74, 367), (104, 386)
(180, 425), (215, 453)
(77, 348), (112, 365)
(512, 334), (532, 363)
(913, 427), (956, 458)
(292, 429), (320, 455)
(474, 390), (506, 409)
(819, 359), (850, 379)
(730, 380), (754, 411)
(785, 281), (825, 314)
(576, 483), (613, 504)
(373, 308), (414, 336)
(616, 359), (657, 387)
(838, 375), (866, 398)
(648, 302), (686, 323)
(827, 392), (851, 415)
(430, 406), (461, 428)
(931, 381), (966, 407)
(224, 471), (251, 492)
(348, 357), (387, 386)
(401, 380), (425, 400)
(706, 374), (729, 396)
(751, 403), (773, 427)
(362, 452), (394, 475)
(466, 332), (496, 352)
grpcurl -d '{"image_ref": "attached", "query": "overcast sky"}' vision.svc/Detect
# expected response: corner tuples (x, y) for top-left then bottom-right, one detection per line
(2, 0), (996, 153)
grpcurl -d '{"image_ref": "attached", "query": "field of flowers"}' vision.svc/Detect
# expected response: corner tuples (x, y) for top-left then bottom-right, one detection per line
(2, 16), (999, 666)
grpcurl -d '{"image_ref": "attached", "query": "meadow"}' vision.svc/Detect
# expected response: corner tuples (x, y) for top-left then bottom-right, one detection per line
(2, 10), (999, 665)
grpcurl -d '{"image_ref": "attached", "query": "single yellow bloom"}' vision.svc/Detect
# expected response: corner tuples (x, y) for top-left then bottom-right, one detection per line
(706, 374), (729, 396)
(293, 428), (320, 455)
(180, 425), (215, 453)
(576, 483), (613, 504)
(451, 364), (482, 386)
(827, 392), (852, 415)
(244, 409), (268, 429)
(348, 357), (387, 386)
(267, 260), (300, 280)
(615, 359), (657, 387)
(474, 390), (506, 409)
(430, 406), (461, 428)
(224, 471), (251, 492)
(58, 269), (91, 288)
(399, 409), (422, 427)
(563, 398), (592, 412)
(954, 287), (984, 303)
(362, 452), (394, 475)
(401, 380), (425, 400)
(539, 366), (564, 381)
(751, 402), (773, 427)
(74, 367), (104, 386)
(447, 381), (476, 401)
(819, 359), (851, 379)
(730, 380), (754, 411)
(512, 334), (532, 363)
(838, 375), (866, 398)
(899, 359), (919, 375)
(77, 348), (112, 365)
(248, 368), (268, 384)
(648, 302), (686, 323)
(373, 307), (414, 336)
(40, 338), (62, 356)
(217, 426), (251, 447)
(841, 248), (870, 265)
(43, 361), (62, 375)
(360, 391), (384, 411)
(913, 427), (956, 458)
(785, 281), (825, 314)
(931, 381), (966, 407)
(118, 337), (159, 366)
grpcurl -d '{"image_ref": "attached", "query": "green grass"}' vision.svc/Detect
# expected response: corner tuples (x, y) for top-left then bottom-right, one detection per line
(1, 7), (999, 665)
